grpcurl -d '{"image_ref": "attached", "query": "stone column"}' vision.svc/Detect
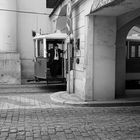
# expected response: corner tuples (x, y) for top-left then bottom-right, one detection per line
(85, 15), (94, 101)
(0, 0), (21, 84)
(92, 16), (116, 100)
(115, 30), (126, 97)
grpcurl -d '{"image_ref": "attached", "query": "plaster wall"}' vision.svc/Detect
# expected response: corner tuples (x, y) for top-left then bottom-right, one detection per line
(93, 16), (116, 100)
(17, 0), (52, 80)
(84, 15), (94, 101)
(71, 0), (95, 99)
(71, 0), (103, 100)
(72, 3), (86, 99)
(117, 8), (140, 29)
(0, 0), (17, 52)
(0, 0), (21, 84)
(0, 53), (21, 84)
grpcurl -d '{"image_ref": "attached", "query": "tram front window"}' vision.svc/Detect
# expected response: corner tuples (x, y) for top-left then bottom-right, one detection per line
(37, 39), (44, 57)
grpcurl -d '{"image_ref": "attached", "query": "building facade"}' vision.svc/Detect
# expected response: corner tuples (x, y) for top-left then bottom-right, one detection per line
(0, 0), (52, 84)
(50, 0), (140, 101)
(1, 0), (140, 101)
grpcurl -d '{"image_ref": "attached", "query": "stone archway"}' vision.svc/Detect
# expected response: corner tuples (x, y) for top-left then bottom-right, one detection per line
(116, 17), (140, 97)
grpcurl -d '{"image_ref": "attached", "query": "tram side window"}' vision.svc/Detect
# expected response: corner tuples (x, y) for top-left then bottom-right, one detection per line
(37, 40), (44, 57)
(127, 41), (140, 59)
(138, 45), (140, 57)
(130, 46), (135, 58)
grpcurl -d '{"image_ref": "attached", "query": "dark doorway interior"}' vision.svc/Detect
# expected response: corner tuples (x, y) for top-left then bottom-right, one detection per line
(126, 26), (140, 89)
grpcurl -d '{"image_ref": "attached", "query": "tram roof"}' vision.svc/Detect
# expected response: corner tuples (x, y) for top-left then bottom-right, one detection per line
(33, 32), (67, 40)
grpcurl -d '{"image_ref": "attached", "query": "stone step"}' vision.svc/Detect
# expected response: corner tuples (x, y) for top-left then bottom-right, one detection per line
(0, 83), (66, 94)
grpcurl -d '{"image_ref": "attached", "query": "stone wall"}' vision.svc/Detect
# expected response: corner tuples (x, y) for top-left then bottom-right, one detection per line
(0, 53), (21, 84)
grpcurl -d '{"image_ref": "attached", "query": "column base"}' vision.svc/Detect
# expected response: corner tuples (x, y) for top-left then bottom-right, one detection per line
(0, 53), (21, 84)
(67, 70), (74, 93)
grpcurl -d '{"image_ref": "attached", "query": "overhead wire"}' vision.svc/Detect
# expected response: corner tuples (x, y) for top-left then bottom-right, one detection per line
(0, 7), (69, 35)
(0, 8), (66, 17)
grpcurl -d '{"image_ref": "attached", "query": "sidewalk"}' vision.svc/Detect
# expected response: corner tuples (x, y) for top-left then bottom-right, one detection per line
(50, 91), (140, 107)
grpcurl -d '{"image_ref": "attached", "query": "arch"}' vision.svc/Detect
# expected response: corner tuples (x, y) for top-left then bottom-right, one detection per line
(127, 26), (140, 37)
(116, 17), (140, 97)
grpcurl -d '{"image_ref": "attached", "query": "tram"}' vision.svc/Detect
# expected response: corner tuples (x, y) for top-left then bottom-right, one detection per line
(126, 35), (140, 89)
(33, 32), (68, 84)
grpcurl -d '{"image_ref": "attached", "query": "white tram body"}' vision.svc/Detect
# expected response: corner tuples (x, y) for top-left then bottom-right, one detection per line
(33, 32), (68, 84)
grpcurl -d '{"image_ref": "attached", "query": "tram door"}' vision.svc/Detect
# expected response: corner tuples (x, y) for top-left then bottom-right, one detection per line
(47, 40), (66, 83)
(34, 38), (47, 80)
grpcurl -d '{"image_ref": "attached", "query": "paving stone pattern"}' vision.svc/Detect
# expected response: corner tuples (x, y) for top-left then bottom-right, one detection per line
(0, 94), (140, 140)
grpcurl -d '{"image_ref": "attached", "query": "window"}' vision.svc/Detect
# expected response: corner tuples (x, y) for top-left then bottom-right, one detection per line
(46, 0), (58, 8)
(127, 41), (140, 59)
(37, 40), (44, 57)
(131, 46), (135, 58)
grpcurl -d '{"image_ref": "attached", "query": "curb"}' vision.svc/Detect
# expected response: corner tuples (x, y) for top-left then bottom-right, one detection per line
(50, 92), (140, 107)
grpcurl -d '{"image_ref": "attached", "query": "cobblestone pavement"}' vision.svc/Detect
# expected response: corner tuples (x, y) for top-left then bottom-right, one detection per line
(0, 94), (140, 140)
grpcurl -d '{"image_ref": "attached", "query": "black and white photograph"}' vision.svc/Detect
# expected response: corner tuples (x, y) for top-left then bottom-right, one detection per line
(0, 0), (140, 139)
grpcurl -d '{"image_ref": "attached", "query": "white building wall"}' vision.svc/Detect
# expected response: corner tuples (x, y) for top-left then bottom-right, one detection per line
(93, 16), (116, 100)
(72, 0), (93, 99)
(0, 0), (21, 84)
(0, 0), (17, 52)
(17, 0), (52, 81)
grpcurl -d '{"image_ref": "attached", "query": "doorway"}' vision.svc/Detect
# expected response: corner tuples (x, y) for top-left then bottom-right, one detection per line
(116, 17), (140, 99)
(34, 39), (66, 85)
(126, 26), (140, 89)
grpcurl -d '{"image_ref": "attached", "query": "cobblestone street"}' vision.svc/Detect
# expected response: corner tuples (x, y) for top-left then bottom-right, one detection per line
(0, 94), (140, 140)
